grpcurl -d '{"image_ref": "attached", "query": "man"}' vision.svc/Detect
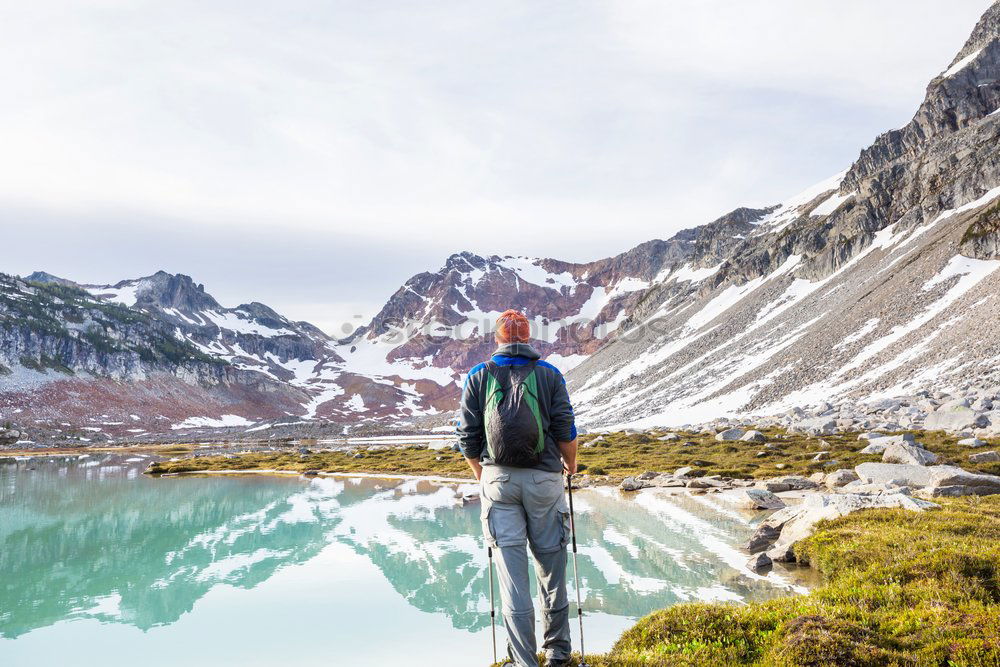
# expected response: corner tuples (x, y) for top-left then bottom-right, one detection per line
(457, 309), (579, 667)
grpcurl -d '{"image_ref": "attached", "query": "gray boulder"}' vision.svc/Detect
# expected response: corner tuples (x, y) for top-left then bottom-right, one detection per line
(925, 399), (985, 432)
(969, 451), (1000, 464)
(0, 428), (21, 445)
(715, 428), (746, 441)
(859, 434), (916, 455)
(620, 477), (650, 492)
(917, 467), (1000, 497)
(673, 466), (693, 478)
(733, 488), (785, 510)
(740, 430), (767, 443)
(774, 475), (819, 491)
(745, 523), (782, 553)
(746, 552), (772, 572)
(650, 474), (686, 488)
(774, 493), (939, 548)
(793, 418), (837, 435)
(825, 469), (860, 489)
(687, 477), (728, 489)
(657, 433), (680, 442)
(883, 441), (938, 466)
(958, 437), (988, 448)
(855, 462), (938, 487)
(766, 542), (796, 562)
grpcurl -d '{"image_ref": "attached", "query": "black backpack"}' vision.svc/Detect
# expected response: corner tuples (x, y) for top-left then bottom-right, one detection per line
(483, 360), (545, 467)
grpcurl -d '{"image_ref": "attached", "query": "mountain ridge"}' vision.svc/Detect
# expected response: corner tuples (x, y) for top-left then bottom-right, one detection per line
(2, 1), (999, 442)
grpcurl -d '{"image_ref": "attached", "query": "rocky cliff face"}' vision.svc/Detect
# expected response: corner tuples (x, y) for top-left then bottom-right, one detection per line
(568, 1), (1000, 430)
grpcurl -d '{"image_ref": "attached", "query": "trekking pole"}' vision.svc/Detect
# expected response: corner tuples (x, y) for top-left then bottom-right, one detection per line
(487, 546), (497, 665)
(566, 474), (589, 666)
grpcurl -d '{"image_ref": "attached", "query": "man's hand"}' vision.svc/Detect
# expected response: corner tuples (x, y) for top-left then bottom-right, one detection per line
(558, 439), (578, 476)
(466, 456), (484, 481)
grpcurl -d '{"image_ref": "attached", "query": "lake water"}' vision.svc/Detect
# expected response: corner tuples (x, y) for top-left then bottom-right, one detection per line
(0, 455), (811, 666)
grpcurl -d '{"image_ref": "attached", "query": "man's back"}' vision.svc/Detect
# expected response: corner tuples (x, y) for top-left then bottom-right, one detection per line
(457, 341), (577, 472)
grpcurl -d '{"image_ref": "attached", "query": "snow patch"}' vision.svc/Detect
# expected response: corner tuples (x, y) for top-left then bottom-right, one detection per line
(171, 414), (255, 430)
(942, 48), (983, 78)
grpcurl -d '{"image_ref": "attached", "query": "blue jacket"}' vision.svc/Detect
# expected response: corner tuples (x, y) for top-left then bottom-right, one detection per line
(456, 343), (577, 473)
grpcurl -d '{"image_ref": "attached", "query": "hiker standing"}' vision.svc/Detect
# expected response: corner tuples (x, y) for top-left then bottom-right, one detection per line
(457, 309), (579, 667)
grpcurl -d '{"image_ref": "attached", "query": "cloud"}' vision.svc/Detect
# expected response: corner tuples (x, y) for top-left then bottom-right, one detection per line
(0, 0), (993, 325)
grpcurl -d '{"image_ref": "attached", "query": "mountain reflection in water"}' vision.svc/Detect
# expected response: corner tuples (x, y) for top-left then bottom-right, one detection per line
(0, 456), (811, 652)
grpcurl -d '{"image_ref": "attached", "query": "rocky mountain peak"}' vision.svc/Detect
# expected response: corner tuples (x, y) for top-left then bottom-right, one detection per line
(956, 0), (1000, 59)
(24, 271), (78, 287)
(128, 272), (221, 313)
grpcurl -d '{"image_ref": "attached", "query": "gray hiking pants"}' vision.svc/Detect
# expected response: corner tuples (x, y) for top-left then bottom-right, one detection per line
(481, 465), (571, 667)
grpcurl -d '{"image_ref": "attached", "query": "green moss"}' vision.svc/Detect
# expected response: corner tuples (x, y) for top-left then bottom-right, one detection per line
(146, 444), (476, 477)
(589, 496), (1000, 665)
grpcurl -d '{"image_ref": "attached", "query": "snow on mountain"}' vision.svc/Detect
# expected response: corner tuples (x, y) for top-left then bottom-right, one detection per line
(4, 2), (999, 438)
(568, 3), (1000, 428)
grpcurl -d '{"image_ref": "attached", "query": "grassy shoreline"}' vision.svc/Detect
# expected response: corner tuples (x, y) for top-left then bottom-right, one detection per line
(143, 428), (1000, 480)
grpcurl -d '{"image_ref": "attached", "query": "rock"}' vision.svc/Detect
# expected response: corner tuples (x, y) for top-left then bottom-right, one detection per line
(745, 523), (782, 553)
(774, 475), (819, 490)
(825, 469), (860, 489)
(0, 428), (21, 445)
(301, 470), (319, 477)
(925, 399), (985, 432)
(857, 432), (884, 441)
(740, 430), (767, 442)
(859, 434), (916, 454)
(649, 475), (686, 488)
(620, 477), (650, 492)
(766, 542), (796, 562)
(673, 466), (693, 478)
(755, 451), (768, 458)
(811, 451), (830, 461)
(351, 452), (366, 459)
(916, 467), (1000, 497)
(774, 463), (788, 470)
(657, 433), (680, 442)
(636, 471), (659, 481)
(775, 493), (939, 547)
(746, 552), (772, 572)
(686, 477), (727, 489)
(883, 441), (937, 466)
(298, 447), (312, 455)
(959, 437), (988, 448)
(715, 428), (746, 441)
(733, 488), (786, 510)
(793, 418), (837, 435)
(809, 472), (826, 484)
(969, 451), (1000, 463)
(761, 481), (792, 493)
(855, 462), (938, 487)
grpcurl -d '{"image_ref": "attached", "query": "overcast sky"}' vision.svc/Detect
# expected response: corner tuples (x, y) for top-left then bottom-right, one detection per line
(1, 0), (993, 335)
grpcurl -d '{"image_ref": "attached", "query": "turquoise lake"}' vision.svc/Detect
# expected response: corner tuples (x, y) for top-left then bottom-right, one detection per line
(0, 455), (811, 666)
